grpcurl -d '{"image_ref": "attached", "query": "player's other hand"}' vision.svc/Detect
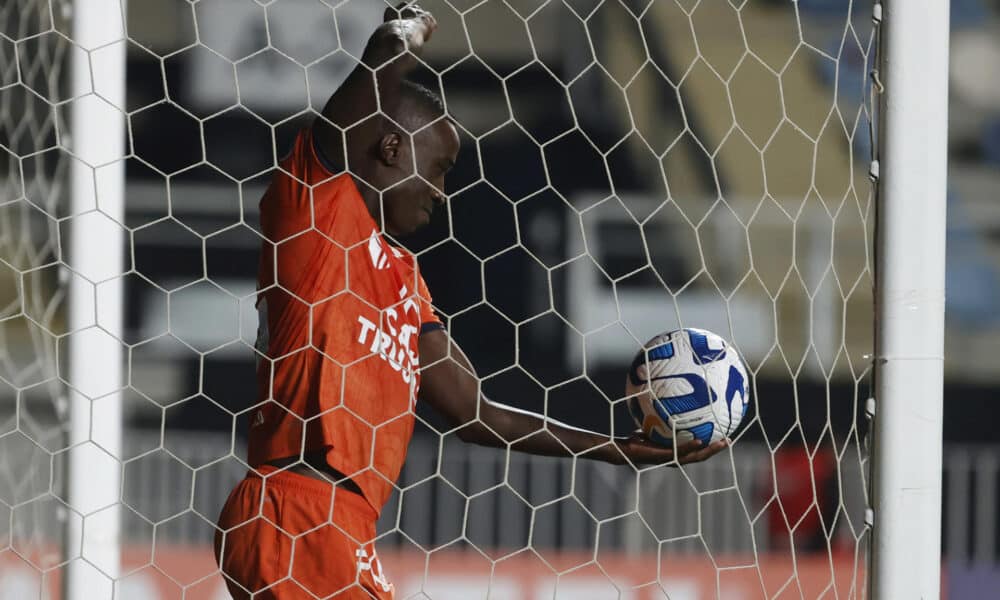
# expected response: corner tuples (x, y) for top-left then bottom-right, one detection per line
(614, 432), (728, 467)
(383, 2), (436, 29)
(365, 2), (437, 64)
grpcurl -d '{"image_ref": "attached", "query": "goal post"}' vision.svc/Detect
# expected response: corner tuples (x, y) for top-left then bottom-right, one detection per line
(870, 0), (949, 598)
(65, 0), (126, 598)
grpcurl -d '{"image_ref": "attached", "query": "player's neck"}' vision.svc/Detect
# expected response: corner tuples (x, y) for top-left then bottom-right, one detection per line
(351, 178), (401, 242)
(354, 179), (382, 226)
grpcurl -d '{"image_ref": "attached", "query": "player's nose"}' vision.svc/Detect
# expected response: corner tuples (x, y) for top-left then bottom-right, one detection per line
(431, 190), (446, 206)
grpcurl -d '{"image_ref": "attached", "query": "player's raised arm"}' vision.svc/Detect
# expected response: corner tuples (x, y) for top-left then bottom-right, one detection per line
(313, 3), (437, 165)
(417, 329), (728, 467)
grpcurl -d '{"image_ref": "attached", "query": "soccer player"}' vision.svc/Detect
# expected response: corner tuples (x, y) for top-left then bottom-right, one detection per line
(214, 4), (727, 599)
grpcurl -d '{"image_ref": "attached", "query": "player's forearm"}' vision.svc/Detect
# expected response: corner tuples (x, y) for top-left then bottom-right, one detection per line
(361, 21), (422, 74)
(319, 23), (420, 129)
(419, 331), (720, 467)
(419, 330), (624, 464)
(458, 399), (626, 465)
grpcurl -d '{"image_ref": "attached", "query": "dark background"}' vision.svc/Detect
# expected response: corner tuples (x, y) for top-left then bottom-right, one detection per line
(120, 44), (997, 451)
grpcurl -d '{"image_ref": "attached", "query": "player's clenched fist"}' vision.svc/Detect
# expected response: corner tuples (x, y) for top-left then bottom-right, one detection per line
(383, 2), (437, 33)
(363, 2), (438, 67)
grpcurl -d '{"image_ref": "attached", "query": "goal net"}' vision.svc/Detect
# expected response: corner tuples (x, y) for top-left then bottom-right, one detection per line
(2, 1), (76, 597)
(1, 0), (880, 598)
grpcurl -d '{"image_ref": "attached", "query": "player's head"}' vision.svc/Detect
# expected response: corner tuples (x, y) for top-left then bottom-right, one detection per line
(372, 80), (459, 236)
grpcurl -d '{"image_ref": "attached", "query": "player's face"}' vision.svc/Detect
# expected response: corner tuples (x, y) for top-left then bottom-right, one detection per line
(382, 119), (459, 236)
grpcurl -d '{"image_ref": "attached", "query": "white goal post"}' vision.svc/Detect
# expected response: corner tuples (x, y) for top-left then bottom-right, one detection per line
(65, 0), (126, 599)
(870, 0), (949, 598)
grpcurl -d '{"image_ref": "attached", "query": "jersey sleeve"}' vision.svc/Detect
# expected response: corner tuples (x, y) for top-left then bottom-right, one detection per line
(416, 270), (444, 333)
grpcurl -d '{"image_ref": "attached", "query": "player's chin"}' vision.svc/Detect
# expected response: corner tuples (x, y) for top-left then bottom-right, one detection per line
(412, 208), (433, 230)
(392, 214), (429, 236)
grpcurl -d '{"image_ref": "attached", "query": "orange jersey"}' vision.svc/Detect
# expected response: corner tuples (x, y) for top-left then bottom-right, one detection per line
(248, 128), (441, 515)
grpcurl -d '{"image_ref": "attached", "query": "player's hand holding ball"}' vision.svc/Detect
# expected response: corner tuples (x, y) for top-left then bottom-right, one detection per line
(618, 328), (750, 466)
(614, 431), (728, 467)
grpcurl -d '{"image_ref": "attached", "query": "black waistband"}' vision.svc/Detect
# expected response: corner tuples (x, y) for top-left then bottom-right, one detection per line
(264, 453), (364, 496)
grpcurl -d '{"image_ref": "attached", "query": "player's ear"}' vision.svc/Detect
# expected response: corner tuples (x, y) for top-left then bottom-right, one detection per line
(378, 132), (402, 167)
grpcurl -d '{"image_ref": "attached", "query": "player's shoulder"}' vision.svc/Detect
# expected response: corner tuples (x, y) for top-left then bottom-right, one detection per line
(272, 126), (350, 183)
(260, 131), (360, 232)
(275, 127), (310, 167)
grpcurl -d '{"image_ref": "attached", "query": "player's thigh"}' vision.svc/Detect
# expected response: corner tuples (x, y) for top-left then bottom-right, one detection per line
(288, 520), (392, 599)
(215, 478), (297, 599)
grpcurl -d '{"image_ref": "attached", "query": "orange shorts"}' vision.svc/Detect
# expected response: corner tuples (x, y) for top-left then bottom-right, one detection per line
(214, 465), (394, 599)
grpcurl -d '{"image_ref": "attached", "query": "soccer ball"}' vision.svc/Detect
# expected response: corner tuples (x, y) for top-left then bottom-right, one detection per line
(625, 328), (750, 447)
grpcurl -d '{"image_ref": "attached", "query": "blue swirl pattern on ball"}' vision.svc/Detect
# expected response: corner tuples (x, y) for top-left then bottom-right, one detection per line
(648, 342), (675, 360)
(627, 341), (674, 386)
(687, 329), (727, 364)
(686, 422), (716, 446)
(724, 365), (746, 434)
(625, 327), (750, 447)
(652, 373), (717, 415)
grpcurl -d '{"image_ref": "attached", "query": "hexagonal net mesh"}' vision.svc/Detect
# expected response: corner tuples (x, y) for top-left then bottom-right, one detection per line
(2, 0), (77, 596)
(1, 0), (881, 598)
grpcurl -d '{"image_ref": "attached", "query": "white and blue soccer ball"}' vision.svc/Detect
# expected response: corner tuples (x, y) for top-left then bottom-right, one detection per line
(625, 328), (750, 447)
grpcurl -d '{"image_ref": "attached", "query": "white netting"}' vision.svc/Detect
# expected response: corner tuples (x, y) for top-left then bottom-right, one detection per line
(1, 1), (881, 598)
(1, 1), (75, 597)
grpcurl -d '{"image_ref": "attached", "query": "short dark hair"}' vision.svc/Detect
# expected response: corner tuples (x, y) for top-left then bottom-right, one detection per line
(389, 80), (448, 132)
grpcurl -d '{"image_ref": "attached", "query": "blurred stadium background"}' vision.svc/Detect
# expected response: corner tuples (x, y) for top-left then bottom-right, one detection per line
(1, 0), (998, 598)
